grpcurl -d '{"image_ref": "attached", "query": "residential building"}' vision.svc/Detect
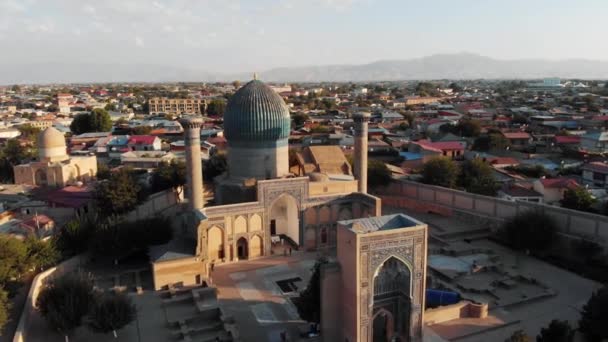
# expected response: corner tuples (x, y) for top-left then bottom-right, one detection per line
(148, 97), (206, 115)
(498, 184), (543, 203)
(580, 131), (608, 153)
(127, 135), (162, 152)
(532, 178), (579, 204)
(582, 162), (608, 188)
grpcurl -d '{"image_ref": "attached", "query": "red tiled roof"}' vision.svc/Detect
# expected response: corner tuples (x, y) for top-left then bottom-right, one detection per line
(502, 132), (531, 139)
(502, 185), (542, 198)
(539, 178), (579, 189)
(46, 185), (93, 208)
(417, 140), (464, 151)
(128, 135), (157, 145)
(19, 214), (53, 229)
(554, 136), (581, 144)
(583, 162), (608, 174)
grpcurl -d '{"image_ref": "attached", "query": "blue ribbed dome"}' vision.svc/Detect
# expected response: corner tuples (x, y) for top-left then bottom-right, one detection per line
(224, 80), (290, 143)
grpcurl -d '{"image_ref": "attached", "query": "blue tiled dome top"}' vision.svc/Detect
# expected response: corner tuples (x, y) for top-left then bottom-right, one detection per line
(224, 80), (290, 143)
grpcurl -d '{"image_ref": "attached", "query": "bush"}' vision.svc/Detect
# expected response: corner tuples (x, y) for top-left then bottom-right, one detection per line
(503, 211), (557, 252)
(537, 319), (574, 342)
(37, 272), (95, 340)
(421, 157), (459, 188)
(579, 285), (608, 342)
(0, 288), (9, 336)
(88, 292), (136, 339)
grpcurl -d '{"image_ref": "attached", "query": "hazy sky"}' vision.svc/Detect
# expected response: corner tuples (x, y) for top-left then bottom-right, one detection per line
(0, 0), (606, 72)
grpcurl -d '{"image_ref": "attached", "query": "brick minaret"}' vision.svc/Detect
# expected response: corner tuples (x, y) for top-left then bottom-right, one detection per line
(353, 112), (371, 193)
(179, 117), (204, 210)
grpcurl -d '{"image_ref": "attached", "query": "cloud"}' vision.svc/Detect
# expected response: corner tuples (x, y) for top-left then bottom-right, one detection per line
(0, 0), (27, 13)
(135, 36), (144, 47)
(83, 5), (96, 14)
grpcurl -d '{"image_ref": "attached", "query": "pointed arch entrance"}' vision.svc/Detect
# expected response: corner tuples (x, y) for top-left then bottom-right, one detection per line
(236, 237), (248, 260)
(269, 194), (300, 245)
(371, 256), (412, 341)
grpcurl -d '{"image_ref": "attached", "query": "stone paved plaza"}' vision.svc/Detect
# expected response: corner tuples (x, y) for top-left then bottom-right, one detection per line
(211, 251), (322, 342)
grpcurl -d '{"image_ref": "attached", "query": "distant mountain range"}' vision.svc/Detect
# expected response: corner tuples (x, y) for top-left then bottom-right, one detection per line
(3, 53), (608, 84)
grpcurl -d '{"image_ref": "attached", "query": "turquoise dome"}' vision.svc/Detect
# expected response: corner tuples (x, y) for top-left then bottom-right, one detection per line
(224, 80), (290, 144)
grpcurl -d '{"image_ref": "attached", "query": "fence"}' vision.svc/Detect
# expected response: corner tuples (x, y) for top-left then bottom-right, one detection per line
(376, 180), (608, 247)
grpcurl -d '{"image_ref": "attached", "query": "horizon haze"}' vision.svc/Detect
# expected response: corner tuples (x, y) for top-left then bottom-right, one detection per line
(1, 0), (607, 83)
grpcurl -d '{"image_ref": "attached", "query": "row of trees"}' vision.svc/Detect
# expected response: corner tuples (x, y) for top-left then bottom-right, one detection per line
(421, 157), (498, 195)
(57, 214), (172, 262)
(70, 108), (113, 135)
(37, 272), (135, 341)
(0, 236), (60, 335)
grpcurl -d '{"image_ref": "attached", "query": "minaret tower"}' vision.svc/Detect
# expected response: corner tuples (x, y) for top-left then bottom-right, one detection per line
(353, 112), (371, 193)
(179, 116), (204, 210)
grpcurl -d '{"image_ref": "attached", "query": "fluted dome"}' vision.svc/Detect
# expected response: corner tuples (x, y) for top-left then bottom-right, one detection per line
(38, 127), (66, 149)
(224, 80), (290, 143)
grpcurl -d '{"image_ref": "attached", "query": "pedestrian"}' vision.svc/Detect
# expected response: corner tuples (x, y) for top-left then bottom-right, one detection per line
(211, 261), (215, 272)
(289, 247), (292, 256)
(280, 330), (286, 342)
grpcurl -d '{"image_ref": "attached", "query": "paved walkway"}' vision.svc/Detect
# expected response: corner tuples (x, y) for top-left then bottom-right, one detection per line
(212, 250), (324, 342)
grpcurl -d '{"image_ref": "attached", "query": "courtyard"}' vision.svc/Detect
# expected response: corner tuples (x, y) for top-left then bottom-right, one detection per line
(21, 207), (602, 342)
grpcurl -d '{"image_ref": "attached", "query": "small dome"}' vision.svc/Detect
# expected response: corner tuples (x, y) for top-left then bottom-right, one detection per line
(224, 80), (290, 143)
(38, 127), (66, 149)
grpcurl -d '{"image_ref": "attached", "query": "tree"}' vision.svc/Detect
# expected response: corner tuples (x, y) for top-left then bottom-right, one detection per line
(56, 215), (97, 254)
(17, 124), (41, 141)
(104, 103), (117, 111)
(503, 211), (557, 252)
(203, 152), (227, 181)
(368, 160), (392, 188)
(0, 139), (36, 182)
(295, 257), (328, 323)
(70, 108), (112, 134)
(560, 186), (596, 212)
(87, 292), (136, 339)
(96, 163), (112, 180)
(421, 157), (459, 188)
(0, 287), (9, 336)
(151, 160), (186, 196)
(94, 168), (141, 216)
(131, 126), (153, 135)
(23, 237), (59, 272)
(449, 82), (463, 92)
(0, 235), (27, 285)
(37, 272), (95, 342)
(536, 319), (574, 342)
(505, 330), (530, 342)
(455, 118), (481, 137)
(460, 158), (498, 196)
(206, 99), (226, 116)
(579, 285), (608, 342)
(474, 132), (511, 152)
(292, 113), (310, 128)
(403, 113), (415, 128)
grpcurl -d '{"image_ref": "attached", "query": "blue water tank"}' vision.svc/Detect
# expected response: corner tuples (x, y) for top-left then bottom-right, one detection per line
(426, 289), (460, 307)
